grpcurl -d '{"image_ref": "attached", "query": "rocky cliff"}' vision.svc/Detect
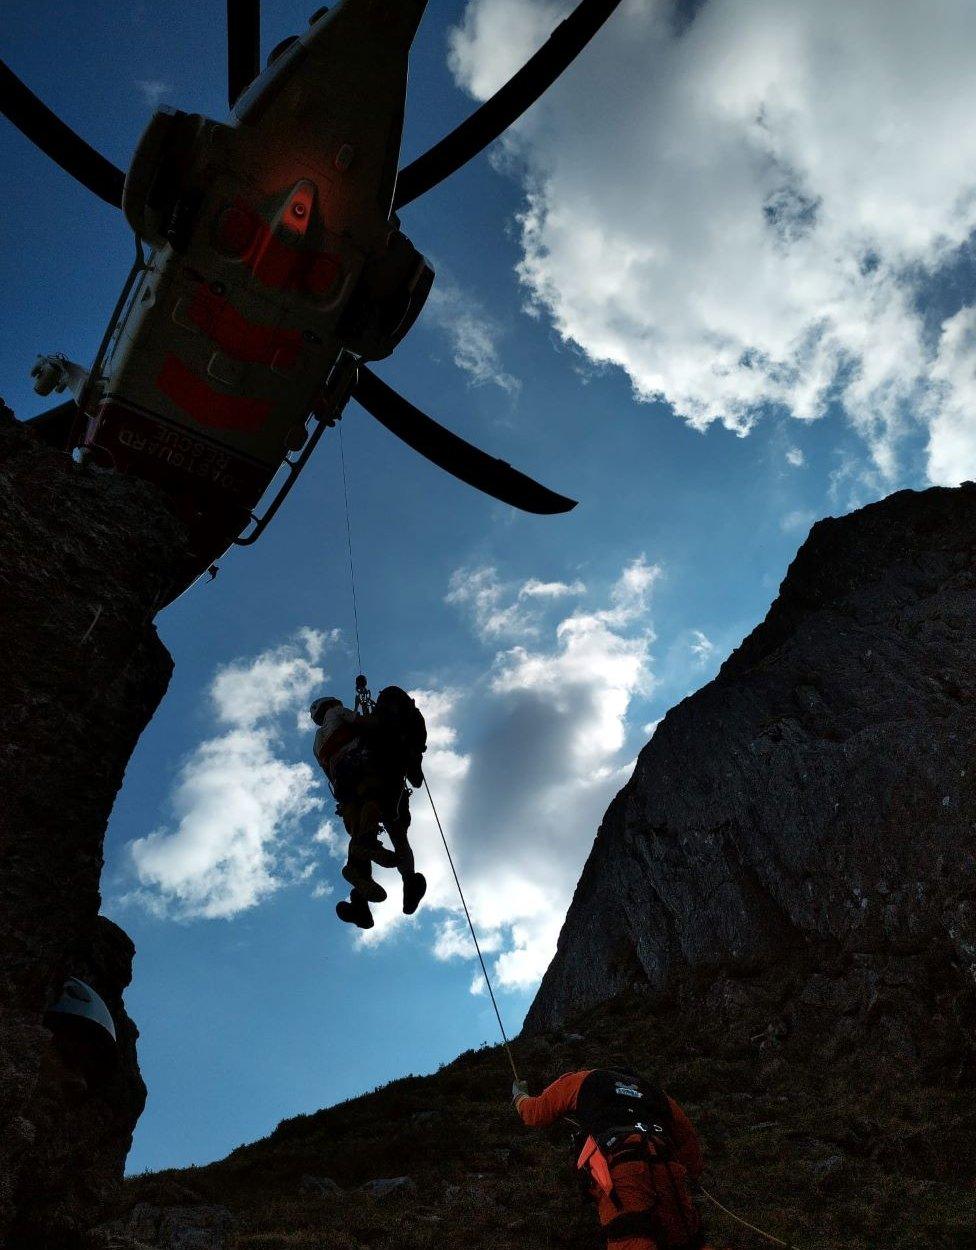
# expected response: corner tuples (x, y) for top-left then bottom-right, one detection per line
(93, 483), (976, 1250)
(526, 483), (976, 1069)
(0, 405), (186, 1246)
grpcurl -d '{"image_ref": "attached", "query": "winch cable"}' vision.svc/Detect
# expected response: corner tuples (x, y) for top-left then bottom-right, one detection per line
(337, 421), (363, 674)
(699, 1186), (800, 1249)
(336, 429), (520, 1083)
(423, 775), (521, 1083)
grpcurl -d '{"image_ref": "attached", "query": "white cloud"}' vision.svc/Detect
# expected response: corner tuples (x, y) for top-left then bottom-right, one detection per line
(135, 79), (171, 107)
(446, 566), (537, 639)
(780, 508), (816, 534)
(448, 0), (976, 485)
(120, 561), (660, 997)
(519, 578), (586, 599)
(446, 568), (589, 640)
(425, 280), (521, 394)
(125, 632), (333, 919)
(786, 448), (805, 467)
(689, 629), (715, 666)
(365, 558), (657, 991)
(928, 307), (976, 486)
(211, 628), (334, 728)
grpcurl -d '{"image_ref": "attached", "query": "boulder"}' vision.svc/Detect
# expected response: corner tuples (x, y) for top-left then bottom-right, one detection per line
(93, 1202), (233, 1249)
(299, 1174), (345, 1198)
(359, 1176), (418, 1200)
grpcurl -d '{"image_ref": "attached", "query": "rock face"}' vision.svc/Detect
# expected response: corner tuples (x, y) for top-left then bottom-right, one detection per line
(526, 483), (976, 1059)
(0, 407), (186, 1245)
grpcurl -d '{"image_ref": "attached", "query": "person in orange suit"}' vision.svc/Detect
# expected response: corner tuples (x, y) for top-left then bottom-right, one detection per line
(512, 1064), (713, 1250)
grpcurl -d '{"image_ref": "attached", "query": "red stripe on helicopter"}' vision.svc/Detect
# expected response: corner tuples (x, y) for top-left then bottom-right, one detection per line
(187, 285), (303, 369)
(156, 354), (272, 433)
(216, 200), (342, 296)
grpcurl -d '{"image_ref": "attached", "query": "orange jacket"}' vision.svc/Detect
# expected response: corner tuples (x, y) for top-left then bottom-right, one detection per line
(515, 1069), (704, 1180)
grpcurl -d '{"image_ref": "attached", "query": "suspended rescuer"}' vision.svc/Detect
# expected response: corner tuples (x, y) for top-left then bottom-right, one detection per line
(512, 1064), (714, 1250)
(310, 683), (427, 929)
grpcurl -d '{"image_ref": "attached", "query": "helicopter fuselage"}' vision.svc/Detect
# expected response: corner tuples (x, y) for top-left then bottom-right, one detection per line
(64, 0), (432, 588)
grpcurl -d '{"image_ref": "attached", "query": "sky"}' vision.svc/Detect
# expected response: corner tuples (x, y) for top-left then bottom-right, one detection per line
(3, 0), (976, 1173)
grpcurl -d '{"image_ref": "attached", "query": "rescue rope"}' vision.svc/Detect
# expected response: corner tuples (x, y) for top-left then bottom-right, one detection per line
(337, 421), (363, 674)
(700, 1186), (800, 1248)
(423, 776), (521, 1083)
(333, 420), (518, 1081)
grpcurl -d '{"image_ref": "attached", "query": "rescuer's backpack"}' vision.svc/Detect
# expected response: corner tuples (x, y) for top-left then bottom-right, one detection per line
(374, 686), (427, 787)
(572, 1070), (702, 1249)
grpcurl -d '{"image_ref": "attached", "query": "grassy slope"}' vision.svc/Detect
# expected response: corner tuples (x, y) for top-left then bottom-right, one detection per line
(123, 962), (976, 1250)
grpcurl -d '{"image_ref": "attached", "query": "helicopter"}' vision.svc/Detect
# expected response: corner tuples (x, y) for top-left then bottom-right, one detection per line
(1, 0), (622, 596)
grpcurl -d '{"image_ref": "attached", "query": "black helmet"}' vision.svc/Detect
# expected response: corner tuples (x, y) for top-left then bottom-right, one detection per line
(310, 696), (342, 725)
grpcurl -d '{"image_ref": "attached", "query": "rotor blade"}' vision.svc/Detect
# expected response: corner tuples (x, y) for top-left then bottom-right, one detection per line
(227, 0), (261, 109)
(394, 0), (623, 209)
(353, 366), (577, 515)
(0, 61), (124, 206)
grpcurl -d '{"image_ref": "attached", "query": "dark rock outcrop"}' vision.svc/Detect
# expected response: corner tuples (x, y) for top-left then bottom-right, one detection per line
(526, 483), (976, 1060)
(0, 407), (186, 1245)
(11, 919), (148, 1247)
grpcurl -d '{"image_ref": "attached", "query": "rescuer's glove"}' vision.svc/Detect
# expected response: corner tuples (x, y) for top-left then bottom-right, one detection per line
(512, 1079), (529, 1104)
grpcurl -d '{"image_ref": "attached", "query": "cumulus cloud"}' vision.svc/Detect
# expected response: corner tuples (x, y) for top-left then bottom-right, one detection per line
(121, 560), (661, 997)
(366, 558), (658, 992)
(786, 448), (805, 468)
(448, 0), (976, 484)
(425, 280), (521, 394)
(125, 632), (332, 919)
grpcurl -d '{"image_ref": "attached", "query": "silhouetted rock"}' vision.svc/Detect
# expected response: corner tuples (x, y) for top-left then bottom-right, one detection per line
(526, 483), (976, 1068)
(91, 1201), (233, 1249)
(360, 1176), (418, 1200)
(300, 1174), (345, 1198)
(0, 407), (187, 1245)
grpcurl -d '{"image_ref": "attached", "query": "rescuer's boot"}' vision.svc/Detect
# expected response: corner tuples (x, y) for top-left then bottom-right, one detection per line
(336, 891), (374, 929)
(342, 864), (387, 903)
(403, 872), (427, 916)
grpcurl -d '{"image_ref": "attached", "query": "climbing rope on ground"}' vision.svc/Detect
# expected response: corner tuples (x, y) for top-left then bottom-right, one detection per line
(423, 776), (521, 1083)
(700, 1185), (802, 1248)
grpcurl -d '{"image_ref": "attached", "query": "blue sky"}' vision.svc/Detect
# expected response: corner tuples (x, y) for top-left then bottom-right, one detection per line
(4, 0), (976, 1173)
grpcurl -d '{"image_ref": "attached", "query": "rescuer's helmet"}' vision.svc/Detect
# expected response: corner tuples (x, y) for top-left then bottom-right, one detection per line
(310, 696), (342, 725)
(43, 977), (119, 1079)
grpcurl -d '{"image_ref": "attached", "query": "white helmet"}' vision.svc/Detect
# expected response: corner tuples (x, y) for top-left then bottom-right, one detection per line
(310, 696), (342, 725)
(44, 977), (117, 1044)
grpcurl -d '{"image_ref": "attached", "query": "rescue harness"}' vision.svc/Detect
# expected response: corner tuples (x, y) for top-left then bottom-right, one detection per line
(575, 1121), (702, 1249)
